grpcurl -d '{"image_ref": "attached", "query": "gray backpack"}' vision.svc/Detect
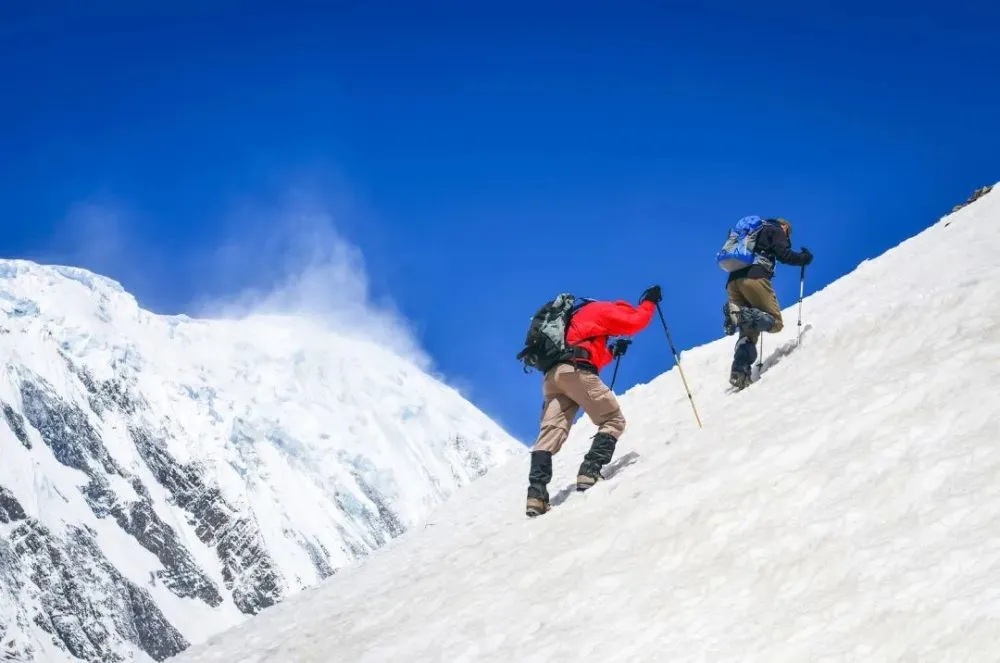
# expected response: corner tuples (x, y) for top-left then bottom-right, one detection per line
(516, 293), (591, 374)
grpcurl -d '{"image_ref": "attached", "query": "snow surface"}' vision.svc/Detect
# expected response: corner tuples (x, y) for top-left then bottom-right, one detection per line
(0, 260), (521, 660)
(173, 185), (1000, 663)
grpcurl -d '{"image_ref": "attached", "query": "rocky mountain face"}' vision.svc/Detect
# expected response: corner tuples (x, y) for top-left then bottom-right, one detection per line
(0, 260), (522, 662)
(950, 184), (994, 213)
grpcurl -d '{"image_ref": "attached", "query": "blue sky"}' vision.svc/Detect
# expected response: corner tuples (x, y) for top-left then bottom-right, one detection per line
(3, 2), (998, 443)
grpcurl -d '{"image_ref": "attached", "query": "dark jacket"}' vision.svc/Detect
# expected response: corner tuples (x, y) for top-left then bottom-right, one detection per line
(728, 221), (810, 282)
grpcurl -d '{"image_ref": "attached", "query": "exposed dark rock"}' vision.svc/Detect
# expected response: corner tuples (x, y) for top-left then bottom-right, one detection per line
(352, 471), (406, 541)
(300, 538), (335, 580)
(950, 184), (994, 213)
(82, 476), (223, 607)
(2, 403), (31, 449)
(62, 354), (145, 419)
(0, 621), (37, 661)
(7, 519), (188, 662)
(334, 452), (407, 548)
(216, 517), (283, 614)
(60, 353), (104, 418)
(17, 374), (223, 610)
(0, 485), (27, 523)
(0, 542), (38, 661)
(19, 379), (123, 477)
(130, 427), (286, 615)
(68, 357), (98, 394)
(97, 377), (141, 416)
(131, 476), (152, 501)
(332, 518), (371, 560)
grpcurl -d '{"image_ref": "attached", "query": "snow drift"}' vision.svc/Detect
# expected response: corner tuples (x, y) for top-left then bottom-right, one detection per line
(173, 185), (1000, 662)
(0, 262), (521, 662)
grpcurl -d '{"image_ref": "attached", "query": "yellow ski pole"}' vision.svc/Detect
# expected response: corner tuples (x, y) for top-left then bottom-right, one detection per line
(655, 303), (702, 428)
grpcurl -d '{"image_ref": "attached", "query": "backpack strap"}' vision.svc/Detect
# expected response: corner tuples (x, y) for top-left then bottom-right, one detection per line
(563, 299), (598, 370)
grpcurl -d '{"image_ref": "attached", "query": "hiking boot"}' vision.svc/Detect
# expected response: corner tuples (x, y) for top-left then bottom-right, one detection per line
(576, 433), (617, 491)
(526, 480), (551, 516)
(729, 371), (752, 390)
(723, 302), (741, 336)
(526, 450), (553, 517)
(526, 496), (551, 517)
(576, 472), (604, 492)
(731, 335), (757, 383)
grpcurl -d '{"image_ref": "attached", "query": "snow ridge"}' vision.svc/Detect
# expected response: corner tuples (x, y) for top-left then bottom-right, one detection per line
(0, 261), (522, 662)
(173, 185), (1000, 663)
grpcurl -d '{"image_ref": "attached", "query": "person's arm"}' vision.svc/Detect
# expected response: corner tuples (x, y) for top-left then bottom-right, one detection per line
(592, 300), (656, 336)
(768, 226), (813, 266)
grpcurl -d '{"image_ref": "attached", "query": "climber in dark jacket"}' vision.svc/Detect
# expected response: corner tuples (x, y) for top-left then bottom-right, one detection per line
(723, 218), (813, 389)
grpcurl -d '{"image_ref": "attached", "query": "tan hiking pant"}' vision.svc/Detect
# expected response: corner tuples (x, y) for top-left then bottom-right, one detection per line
(727, 277), (784, 343)
(531, 363), (626, 454)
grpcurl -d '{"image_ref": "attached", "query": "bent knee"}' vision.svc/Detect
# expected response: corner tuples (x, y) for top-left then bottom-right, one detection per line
(600, 410), (626, 439)
(533, 425), (570, 454)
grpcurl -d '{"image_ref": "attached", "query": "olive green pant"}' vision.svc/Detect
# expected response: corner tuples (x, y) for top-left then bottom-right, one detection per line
(727, 277), (784, 344)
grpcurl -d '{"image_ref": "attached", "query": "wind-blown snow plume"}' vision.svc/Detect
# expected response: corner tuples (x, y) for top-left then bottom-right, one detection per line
(36, 186), (429, 369)
(191, 203), (429, 367)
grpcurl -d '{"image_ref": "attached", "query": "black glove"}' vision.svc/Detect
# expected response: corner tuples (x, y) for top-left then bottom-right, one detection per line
(640, 285), (662, 304)
(609, 338), (632, 358)
(799, 247), (813, 265)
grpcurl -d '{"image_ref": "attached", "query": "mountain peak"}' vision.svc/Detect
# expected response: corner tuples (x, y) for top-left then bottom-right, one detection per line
(0, 259), (521, 662)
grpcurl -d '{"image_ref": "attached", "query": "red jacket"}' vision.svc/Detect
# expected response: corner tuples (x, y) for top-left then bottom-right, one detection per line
(566, 300), (656, 371)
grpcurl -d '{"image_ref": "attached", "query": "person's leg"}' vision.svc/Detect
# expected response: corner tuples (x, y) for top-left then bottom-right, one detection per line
(553, 367), (626, 490)
(526, 367), (580, 516)
(531, 393), (581, 455)
(726, 280), (758, 387)
(735, 278), (784, 334)
(723, 280), (750, 336)
(730, 336), (757, 389)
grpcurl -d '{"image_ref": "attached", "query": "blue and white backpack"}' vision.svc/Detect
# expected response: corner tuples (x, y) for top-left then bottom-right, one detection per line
(716, 215), (770, 272)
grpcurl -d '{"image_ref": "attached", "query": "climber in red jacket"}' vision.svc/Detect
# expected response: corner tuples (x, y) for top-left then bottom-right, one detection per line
(526, 285), (661, 517)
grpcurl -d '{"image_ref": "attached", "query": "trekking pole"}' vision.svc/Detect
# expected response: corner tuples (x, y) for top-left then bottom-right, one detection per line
(797, 265), (806, 344)
(654, 304), (703, 428)
(608, 338), (631, 391)
(757, 336), (764, 374)
(610, 355), (623, 391)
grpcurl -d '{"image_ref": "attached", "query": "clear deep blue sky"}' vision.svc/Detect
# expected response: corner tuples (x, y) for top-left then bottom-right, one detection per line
(3, 2), (998, 444)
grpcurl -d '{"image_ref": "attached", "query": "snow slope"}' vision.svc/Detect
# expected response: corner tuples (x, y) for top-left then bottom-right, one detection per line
(0, 261), (521, 662)
(173, 185), (1000, 663)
